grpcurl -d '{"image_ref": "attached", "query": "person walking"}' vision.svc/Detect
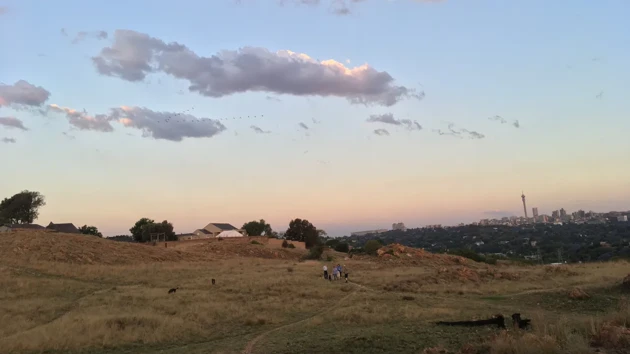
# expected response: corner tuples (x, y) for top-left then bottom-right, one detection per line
(323, 264), (328, 280)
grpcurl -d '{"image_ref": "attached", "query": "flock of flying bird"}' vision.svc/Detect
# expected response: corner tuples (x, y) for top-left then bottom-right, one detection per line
(159, 106), (265, 124)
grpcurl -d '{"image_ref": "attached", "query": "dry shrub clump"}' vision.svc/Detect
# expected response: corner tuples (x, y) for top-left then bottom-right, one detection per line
(568, 288), (590, 300)
(543, 265), (578, 277)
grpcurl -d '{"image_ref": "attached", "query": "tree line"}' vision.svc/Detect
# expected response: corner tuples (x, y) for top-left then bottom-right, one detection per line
(1, 190), (331, 254)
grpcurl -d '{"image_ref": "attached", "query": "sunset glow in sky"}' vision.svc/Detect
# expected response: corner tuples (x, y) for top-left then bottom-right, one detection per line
(1, 0), (629, 236)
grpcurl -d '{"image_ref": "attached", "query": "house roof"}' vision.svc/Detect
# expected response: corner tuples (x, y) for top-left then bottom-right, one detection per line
(7, 224), (45, 229)
(211, 223), (238, 231)
(46, 222), (80, 233)
(194, 228), (211, 234)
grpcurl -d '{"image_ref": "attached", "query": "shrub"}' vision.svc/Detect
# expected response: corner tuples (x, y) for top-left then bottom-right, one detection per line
(281, 240), (289, 248)
(334, 242), (350, 253)
(364, 240), (382, 256)
(326, 255), (334, 262)
(217, 237), (224, 241)
(287, 243), (296, 249)
(448, 248), (497, 265)
(325, 239), (339, 247)
(287, 267), (294, 273)
(251, 240), (262, 245)
(304, 244), (324, 260)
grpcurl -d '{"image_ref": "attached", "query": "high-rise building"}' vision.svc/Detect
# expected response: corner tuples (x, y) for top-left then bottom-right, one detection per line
(552, 210), (560, 219)
(560, 208), (567, 218)
(532, 207), (539, 218)
(521, 192), (528, 218)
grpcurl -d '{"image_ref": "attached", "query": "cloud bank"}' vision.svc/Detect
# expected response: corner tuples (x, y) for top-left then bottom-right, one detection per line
(366, 113), (422, 130)
(1, 137), (16, 144)
(0, 117), (28, 131)
(433, 123), (484, 139)
(45, 104), (226, 142)
(0, 80), (51, 109)
(250, 125), (271, 134)
(92, 29), (421, 106)
(72, 30), (108, 44)
(373, 128), (390, 136)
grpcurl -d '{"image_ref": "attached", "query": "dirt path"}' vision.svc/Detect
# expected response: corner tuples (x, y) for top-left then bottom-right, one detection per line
(241, 281), (363, 354)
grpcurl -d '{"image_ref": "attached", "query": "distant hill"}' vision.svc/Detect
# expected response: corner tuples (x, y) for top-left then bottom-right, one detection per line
(0, 231), (305, 265)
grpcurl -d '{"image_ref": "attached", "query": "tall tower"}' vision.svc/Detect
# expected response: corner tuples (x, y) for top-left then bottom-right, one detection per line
(521, 191), (528, 218)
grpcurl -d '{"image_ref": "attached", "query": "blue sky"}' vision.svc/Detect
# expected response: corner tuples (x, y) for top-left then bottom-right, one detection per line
(1, 0), (629, 236)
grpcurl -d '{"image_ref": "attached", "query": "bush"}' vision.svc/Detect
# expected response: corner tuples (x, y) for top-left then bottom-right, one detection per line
(251, 240), (262, 245)
(325, 239), (340, 248)
(364, 240), (382, 256)
(282, 240), (289, 248)
(287, 267), (294, 273)
(287, 243), (296, 249)
(326, 255), (334, 262)
(304, 244), (324, 260)
(334, 242), (350, 253)
(448, 248), (496, 265)
(217, 237), (224, 241)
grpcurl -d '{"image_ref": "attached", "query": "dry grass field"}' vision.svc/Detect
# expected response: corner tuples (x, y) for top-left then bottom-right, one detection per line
(0, 231), (629, 354)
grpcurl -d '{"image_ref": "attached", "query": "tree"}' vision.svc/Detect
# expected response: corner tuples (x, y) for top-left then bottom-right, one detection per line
(130, 218), (154, 243)
(364, 240), (382, 256)
(242, 219), (273, 237)
(134, 220), (177, 243)
(0, 190), (46, 224)
(285, 218), (320, 249)
(79, 225), (103, 237)
(334, 242), (350, 253)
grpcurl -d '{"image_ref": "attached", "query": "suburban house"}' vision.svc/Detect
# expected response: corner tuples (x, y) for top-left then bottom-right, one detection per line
(177, 223), (244, 241)
(5, 224), (45, 231)
(46, 222), (80, 234)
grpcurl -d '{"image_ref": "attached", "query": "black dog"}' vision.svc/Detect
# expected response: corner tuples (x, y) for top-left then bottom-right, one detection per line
(168, 287), (179, 294)
(511, 313), (532, 329)
(436, 314), (506, 329)
(211, 278), (216, 285)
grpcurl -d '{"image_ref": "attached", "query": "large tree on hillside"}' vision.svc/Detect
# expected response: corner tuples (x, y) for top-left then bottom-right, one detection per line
(79, 225), (103, 237)
(0, 190), (46, 224)
(285, 218), (320, 249)
(130, 218), (154, 242)
(242, 219), (273, 236)
(130, 218), (176, 242)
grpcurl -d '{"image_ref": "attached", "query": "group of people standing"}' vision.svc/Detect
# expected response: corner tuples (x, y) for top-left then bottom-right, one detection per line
(322, 264), (348, 283)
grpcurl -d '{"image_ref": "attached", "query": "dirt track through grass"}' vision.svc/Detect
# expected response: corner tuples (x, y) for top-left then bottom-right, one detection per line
(242, 281), (362, 354)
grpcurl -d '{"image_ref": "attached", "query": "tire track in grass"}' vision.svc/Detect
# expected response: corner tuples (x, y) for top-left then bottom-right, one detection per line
(242, 281), (363, 354)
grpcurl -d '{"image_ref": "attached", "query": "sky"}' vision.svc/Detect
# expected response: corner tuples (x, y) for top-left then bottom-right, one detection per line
(1, 0), (629, 237)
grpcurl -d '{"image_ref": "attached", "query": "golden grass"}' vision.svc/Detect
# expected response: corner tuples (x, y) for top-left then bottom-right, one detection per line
(0, 231), (628, 354)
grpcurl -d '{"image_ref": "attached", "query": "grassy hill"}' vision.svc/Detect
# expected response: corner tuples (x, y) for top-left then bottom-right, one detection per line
(0, 231), (628, 353)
